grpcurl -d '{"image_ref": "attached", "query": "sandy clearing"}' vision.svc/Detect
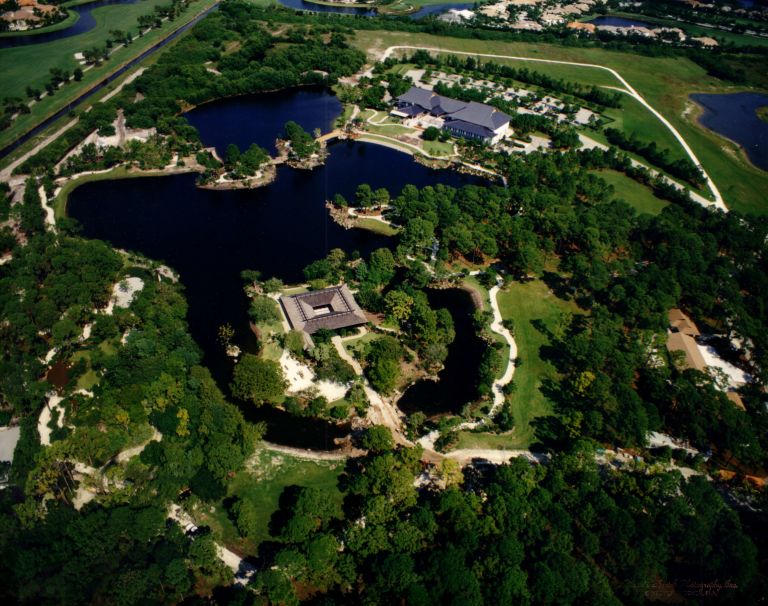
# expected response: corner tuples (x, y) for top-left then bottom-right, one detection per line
(279, 350), (349, 401)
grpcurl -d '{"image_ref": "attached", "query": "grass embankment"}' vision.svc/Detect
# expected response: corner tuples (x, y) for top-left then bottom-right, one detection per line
(455, 279), (580, 450)
(202, 448), (343, 553)
(354, 216), (400, 235)
(0, 0), (220, 151)
(758, 106), (768, 124)
(377, 0), (458, 15)
(354, 31), (768, 214)
(591, 168), (669, 215)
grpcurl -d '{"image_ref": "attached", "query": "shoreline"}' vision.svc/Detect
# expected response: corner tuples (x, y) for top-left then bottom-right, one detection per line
(688, 92), (768, 175)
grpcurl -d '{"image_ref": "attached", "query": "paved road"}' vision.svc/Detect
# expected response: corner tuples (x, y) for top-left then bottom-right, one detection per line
(377, 45), (726, 212)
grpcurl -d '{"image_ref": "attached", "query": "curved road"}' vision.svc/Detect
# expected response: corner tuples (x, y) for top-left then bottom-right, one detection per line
(378, 45), (727, 212)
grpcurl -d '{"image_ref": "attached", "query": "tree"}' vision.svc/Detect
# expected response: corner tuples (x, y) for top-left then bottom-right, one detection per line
(232, 497), (259, 537)
(355, 183), (374, 208)
(361, 426), (394, 452)
(423, 126), (441, 141)
(248, 295), (280, 324)
(230, 354), (286, 405)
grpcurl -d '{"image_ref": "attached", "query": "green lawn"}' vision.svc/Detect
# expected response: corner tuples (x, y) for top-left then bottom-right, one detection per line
(342, 330), (381, 360)
(0, 0), (219, 150)
(202, 448), (343, 553)
(355, 216), (400, 236)
(422, 139), (454, 157)
(591, 169), (669, 216)
(2, 0), (171, 99)
(455, 279), (581, 450)
(353, 31), (768, 214)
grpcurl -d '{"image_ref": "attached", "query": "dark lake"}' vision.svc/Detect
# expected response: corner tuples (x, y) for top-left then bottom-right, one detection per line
(185, 88), (342, 155)
(691, 92), (768, 172)
(275, 0), (472, 19)
(0, 0), (138, 49)
(587, 16), (653, 28)
(68, 89), (484, 446)
(277, 0), (375, 16)
(398, 288), (485, 417)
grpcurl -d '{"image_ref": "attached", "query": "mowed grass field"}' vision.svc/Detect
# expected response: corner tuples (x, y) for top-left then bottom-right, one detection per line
(0, 0), (219, 150)
(354, 31), (768, 214)
(199, 448), (343, 554)
(455, 279), (581, 451)
(592, 169), (669, 216)
(1, 0), (171, 99)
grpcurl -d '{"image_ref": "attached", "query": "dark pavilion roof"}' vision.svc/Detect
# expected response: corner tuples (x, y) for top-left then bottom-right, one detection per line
(279, 285), (367, 335)
(447, 101), (511, 131)
(396, 87), (510, 132)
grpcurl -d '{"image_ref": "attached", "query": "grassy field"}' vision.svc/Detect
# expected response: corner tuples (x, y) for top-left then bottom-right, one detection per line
(355, 216), (400, 235)
(353, 31), (768, 214)
(455, 279), (581, 450)
(591, 169), (669, 215)
(0, 0), (219, 150)
(201, 448), (344, 553)
(2, 0), (171, 99)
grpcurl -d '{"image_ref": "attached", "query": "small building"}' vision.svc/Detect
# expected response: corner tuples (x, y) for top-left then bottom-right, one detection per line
(667, 331), (707, 371)
(668, 308), (700, 337)
(279, 285), (367, 336)
(667, 308), (706, 371)
(567, 21), (597, 33)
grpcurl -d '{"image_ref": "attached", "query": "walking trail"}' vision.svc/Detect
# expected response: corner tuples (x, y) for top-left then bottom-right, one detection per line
(377, 45), (726, 212)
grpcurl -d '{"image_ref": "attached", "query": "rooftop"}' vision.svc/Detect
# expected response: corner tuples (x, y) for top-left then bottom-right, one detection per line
(279, 285), (367, 335)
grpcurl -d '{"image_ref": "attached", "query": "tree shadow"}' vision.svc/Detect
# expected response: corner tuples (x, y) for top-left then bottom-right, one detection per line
(541, 270), (572, 300)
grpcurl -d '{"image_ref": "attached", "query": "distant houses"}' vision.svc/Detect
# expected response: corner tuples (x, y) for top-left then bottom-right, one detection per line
(392, 86), (512, 145)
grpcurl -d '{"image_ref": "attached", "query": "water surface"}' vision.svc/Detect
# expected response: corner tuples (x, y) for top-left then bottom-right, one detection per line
(398, 288), (486, 417)
(68, 89), (485, 445)
(691, 92), (768, 171)
(185, 88), (342, 155)
(587, 16), (653, 28)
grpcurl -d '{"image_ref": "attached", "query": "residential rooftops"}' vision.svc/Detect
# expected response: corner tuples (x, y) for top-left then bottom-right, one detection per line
(279, 285), (367, 335)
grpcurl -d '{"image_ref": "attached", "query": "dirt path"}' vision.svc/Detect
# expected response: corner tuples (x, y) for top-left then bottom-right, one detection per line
(169, 504), (255, 585)
(377, 45), (726, 211)
(1, 68), (147, 182)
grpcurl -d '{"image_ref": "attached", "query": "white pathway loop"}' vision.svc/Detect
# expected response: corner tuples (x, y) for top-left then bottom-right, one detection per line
(378, 46), (726, 212)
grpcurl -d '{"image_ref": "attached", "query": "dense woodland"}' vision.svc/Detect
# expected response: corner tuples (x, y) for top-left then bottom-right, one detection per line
(1, 2), (768, 604)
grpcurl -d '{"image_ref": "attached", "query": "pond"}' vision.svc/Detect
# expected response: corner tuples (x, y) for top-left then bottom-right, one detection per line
(185, 87), (342, 155)
(275, 0), (473, 19)
(587, 16), (653, 28)
(398, 287), (486, 417)
(0, 0), (139, 49)
(68, 88), (484, 447)
(691, 92), (768, 172)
